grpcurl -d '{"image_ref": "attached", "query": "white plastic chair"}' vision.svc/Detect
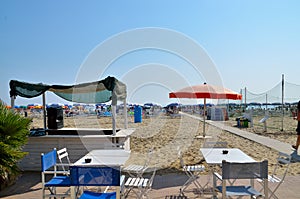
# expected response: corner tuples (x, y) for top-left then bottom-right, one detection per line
(124, 166), (157, 199)
(123, 148), (155, 198)
(257, 152), (291, 199)
(56, 147), (71, 174)
(177, 149), (205, 195)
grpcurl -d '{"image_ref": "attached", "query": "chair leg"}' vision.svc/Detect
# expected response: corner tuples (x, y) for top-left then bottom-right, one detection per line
(180, 171), (203, 194)
(258, 182), (281, 199)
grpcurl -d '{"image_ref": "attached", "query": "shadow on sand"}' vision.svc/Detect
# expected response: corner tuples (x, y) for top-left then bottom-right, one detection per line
(291, 150), (300, 163)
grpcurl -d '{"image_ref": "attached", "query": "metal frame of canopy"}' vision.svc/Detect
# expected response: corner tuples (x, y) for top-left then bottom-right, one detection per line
(9, 77), (128, 135)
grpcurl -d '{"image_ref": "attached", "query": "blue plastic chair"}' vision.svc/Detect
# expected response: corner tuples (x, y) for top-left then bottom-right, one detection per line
(70, 166), (121, 199)
(41, 148), (71, 199)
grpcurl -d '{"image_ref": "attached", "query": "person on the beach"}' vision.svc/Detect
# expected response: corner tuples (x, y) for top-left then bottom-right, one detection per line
(292, 100), (300, 150)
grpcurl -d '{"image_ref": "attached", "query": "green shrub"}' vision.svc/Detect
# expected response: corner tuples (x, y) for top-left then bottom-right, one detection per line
(0, 102), (31, 184)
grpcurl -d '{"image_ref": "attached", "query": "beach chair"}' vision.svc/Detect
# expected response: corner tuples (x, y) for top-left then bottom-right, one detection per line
(257, 152), (291, 199)
(123, 148), (153, 177)
(41, 149), (71, 199)
(56, 147), (72, 174)
(123, 148), (155, 198)
(203, 141), (228, 148)
(70, 165), (121, 199)
(213, 160), (268, 199)
(123, 166), (157, 199)
(177, 149), (205, 195)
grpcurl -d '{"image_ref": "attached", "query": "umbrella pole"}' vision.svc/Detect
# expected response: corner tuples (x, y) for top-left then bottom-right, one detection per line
(203, 98), (206, 137)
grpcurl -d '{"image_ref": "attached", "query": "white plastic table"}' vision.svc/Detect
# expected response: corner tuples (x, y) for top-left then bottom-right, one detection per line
(200, 148), (257, 198)
(74, 149), (130, 166)
(200, 148), (256, 165)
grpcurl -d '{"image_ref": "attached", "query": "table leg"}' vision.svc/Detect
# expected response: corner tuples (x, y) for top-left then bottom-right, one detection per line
(212, 172), (217, 198)
(264, 179), (268, 199)
(70, 186), (75, 199)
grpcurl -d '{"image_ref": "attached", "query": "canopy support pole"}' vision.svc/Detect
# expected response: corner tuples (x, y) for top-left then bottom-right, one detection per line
(112, 105), (117, 135)
(42, 93), (47, 130)
(123, 99), (128, 129)
(10, 96), (15, 112)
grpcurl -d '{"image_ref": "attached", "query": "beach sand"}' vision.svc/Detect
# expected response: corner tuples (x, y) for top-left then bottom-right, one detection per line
(29, 112), (300, 176)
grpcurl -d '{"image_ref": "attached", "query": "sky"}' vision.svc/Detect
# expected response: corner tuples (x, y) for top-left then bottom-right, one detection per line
(1, 0), (300, 106)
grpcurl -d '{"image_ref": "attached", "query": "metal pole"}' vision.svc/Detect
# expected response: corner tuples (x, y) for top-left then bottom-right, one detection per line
(265, 94), (268, 110)
(10, 96), (15, 112)
(123, 99), (128, 129)
(240, 89), (243, 112)
(264, 93), (268, 132)
(112, 105), (117, 135)
(244, 87), (247, 112)
(203, 98), (206, 137)
(42, 93), (47, 130)
(281, 74), (284, 131)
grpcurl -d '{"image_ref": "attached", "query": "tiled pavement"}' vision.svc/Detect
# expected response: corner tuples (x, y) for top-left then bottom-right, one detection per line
(0, 171), (300, 198)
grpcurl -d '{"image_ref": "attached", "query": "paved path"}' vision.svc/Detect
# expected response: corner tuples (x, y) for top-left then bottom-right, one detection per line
(1, 171), (300, 199)
(181, 112), (298, 156)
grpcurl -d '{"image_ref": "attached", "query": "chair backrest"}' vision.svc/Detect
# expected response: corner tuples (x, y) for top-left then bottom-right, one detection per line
(203, 141), (228, 148)
(222, 160), (268, 180)
(70, 166), (121, 186)
(41, 149), (57, 172)
(56, 148), (71, 171)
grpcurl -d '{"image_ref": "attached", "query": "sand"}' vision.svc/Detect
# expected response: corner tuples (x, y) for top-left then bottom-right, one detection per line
(29, 111), (300, 176)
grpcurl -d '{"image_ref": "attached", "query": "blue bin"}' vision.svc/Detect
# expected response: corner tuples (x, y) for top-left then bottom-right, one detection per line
(134, 106), (142, 123)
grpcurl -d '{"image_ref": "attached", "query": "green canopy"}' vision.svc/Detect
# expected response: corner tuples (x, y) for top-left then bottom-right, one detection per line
(9, 76), (126, 105)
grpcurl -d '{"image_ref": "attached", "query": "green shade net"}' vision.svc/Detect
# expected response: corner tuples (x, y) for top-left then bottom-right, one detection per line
(9, 76), (126, 105)
(54, 90), (112, 104)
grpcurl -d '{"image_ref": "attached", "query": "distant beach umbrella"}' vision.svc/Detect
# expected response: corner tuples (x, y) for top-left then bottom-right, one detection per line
(169, 83), (242, 137)
(19, 105), (27, 109)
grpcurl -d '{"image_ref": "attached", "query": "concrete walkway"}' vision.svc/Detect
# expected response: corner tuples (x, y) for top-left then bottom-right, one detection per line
(181, 112), (298, 156)
(1, 171), (300, 199)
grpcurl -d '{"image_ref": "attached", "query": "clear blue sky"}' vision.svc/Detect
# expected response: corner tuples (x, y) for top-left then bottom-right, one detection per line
(1, 0), (299, 106)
